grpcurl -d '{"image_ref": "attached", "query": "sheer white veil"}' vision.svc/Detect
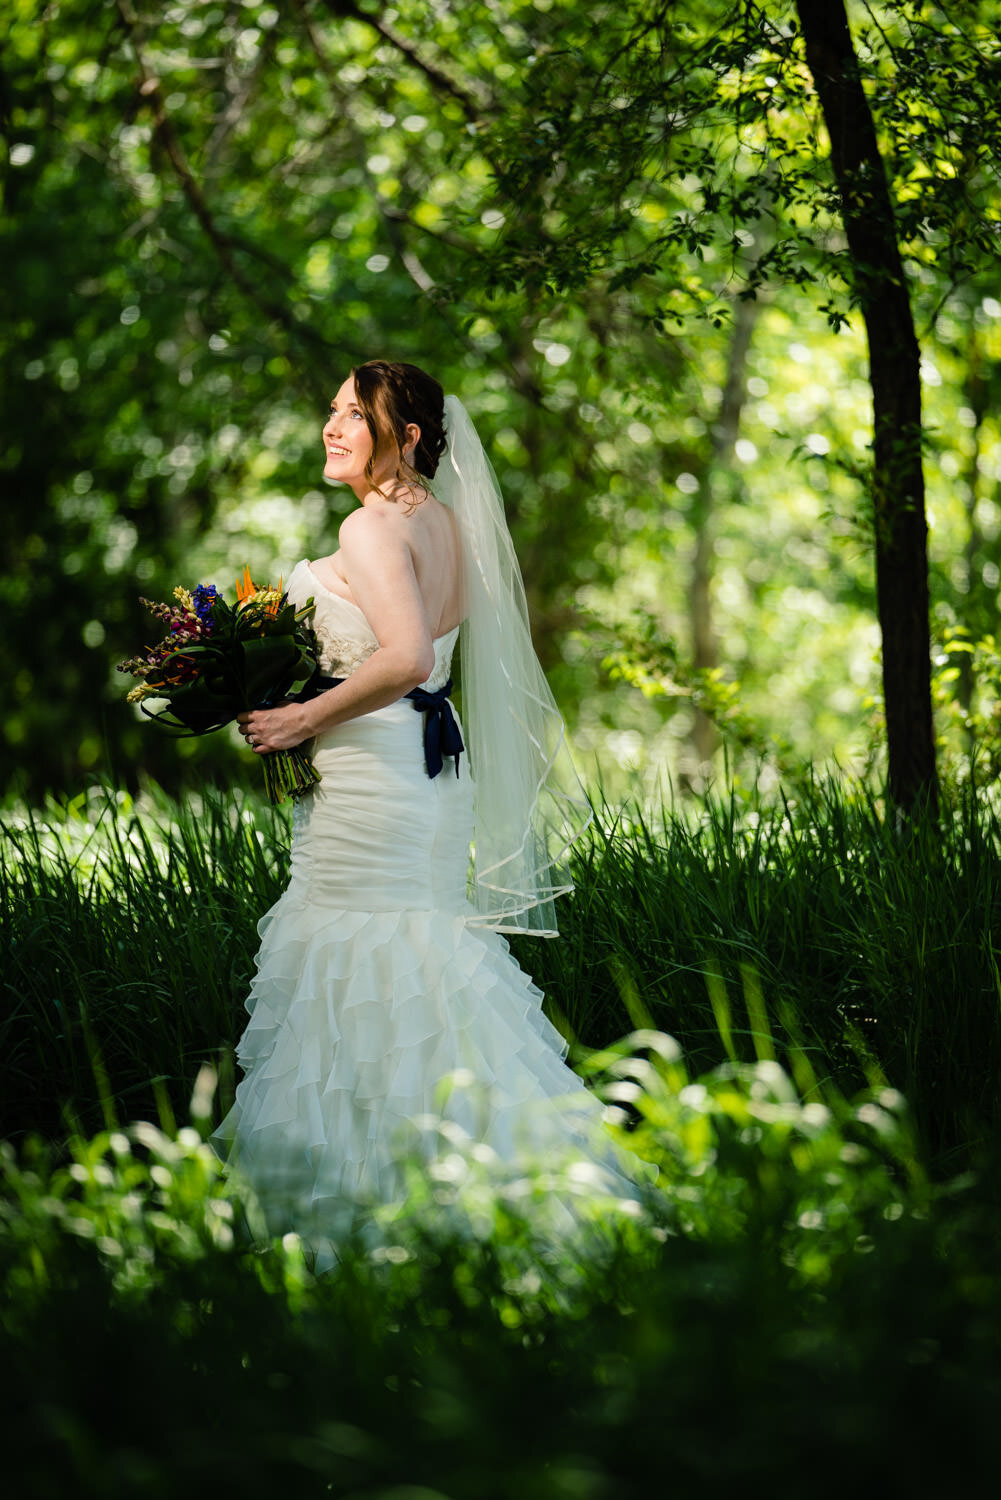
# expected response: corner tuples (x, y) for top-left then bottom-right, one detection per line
(433, 395), (592, 937)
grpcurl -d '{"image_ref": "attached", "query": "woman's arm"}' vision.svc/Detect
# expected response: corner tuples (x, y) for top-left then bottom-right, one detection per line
(238, 508), (435, 754)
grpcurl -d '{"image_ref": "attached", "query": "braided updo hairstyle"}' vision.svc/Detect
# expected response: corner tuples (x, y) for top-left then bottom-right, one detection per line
(351, 360), (447, 505)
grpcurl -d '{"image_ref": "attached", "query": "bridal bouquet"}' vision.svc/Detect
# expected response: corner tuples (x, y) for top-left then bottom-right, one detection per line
(118, 567), (322, 804)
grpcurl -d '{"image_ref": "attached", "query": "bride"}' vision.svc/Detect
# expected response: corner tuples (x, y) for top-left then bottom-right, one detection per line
(213, 359), (637, 1247)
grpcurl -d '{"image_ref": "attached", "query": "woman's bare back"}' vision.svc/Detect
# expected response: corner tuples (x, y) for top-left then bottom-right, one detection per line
(310, 493), (463, 639)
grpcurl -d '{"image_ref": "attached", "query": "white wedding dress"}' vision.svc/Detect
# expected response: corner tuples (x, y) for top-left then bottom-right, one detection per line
(213, 559), (635, 1248)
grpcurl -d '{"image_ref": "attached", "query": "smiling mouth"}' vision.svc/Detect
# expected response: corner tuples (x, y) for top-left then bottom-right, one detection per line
(326, 446), (349, 457)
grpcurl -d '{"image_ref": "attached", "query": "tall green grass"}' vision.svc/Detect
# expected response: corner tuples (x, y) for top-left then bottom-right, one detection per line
(5, 778), (1001, 1490)
(3, 779), (1001, 1167)
(1, 784), (287, 1140)
(517, 782), (1001, 1170)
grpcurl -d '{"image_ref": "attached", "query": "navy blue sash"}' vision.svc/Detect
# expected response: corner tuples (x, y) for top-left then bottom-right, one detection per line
(304, 674), (463, 780)
(405, 678), (464, 779)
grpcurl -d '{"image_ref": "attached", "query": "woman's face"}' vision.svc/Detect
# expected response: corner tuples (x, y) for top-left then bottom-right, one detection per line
(322, 376), (375, 488)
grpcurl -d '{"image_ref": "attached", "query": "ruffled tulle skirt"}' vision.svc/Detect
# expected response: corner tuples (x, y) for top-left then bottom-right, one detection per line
(212, 697), (638, 1247)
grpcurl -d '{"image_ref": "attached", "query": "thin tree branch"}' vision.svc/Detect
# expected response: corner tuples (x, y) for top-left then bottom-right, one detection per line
(204, 31), (274, 170)
(315, 0), (494, 123)
(291, 0), (467, 320)
(114, 0), (335, 390)
(858, 0), (904, 65)
(380, 204), (477, 257)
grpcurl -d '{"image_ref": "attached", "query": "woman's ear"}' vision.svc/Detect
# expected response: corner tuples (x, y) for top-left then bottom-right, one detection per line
(403, 421), (421, 461)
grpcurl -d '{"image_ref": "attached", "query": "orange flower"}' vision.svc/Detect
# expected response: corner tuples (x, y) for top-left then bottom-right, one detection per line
(236, 567), (284, 615)
(235, 565), (257, 603)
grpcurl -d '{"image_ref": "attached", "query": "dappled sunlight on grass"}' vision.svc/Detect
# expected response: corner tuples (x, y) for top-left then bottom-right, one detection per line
(6, 776), (1001, 1168)
(517, 778), (1001, 1169)
(3, 778), (1001, 1489)
(1, 779), (289, 887)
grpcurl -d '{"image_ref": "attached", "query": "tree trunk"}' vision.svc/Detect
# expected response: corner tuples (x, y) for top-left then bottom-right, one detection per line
(688, 293), (758, 771)
(795, 0), (937, 812)
(958, 331), (987, 721)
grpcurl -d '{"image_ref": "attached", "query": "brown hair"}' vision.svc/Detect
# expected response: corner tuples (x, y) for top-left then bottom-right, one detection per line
(351, 360), (447, 504)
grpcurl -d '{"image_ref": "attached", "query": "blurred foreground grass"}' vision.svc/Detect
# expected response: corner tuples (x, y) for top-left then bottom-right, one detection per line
(2, 1048), (998, 1495)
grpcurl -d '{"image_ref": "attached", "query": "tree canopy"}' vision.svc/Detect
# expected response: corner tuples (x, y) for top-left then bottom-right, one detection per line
(4, 0), (1001, 801)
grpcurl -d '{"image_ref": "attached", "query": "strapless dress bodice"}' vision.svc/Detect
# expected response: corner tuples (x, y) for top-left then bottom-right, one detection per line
(286, 558), (458, 691)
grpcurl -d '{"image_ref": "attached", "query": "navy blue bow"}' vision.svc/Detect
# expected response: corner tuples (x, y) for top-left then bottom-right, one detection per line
(406, 678), (464, 779)
(297, 673), (463, 779)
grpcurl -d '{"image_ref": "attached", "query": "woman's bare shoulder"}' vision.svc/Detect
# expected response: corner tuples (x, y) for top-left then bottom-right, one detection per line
(339, 501), (408, 546)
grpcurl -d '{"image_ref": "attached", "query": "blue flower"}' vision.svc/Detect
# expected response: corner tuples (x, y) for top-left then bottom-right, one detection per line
(192, 583), (219, 630)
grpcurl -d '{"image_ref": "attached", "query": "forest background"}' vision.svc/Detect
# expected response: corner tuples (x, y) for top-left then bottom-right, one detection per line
(5, 0), (1001, 808)
(6, 8), (1001, 1486)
